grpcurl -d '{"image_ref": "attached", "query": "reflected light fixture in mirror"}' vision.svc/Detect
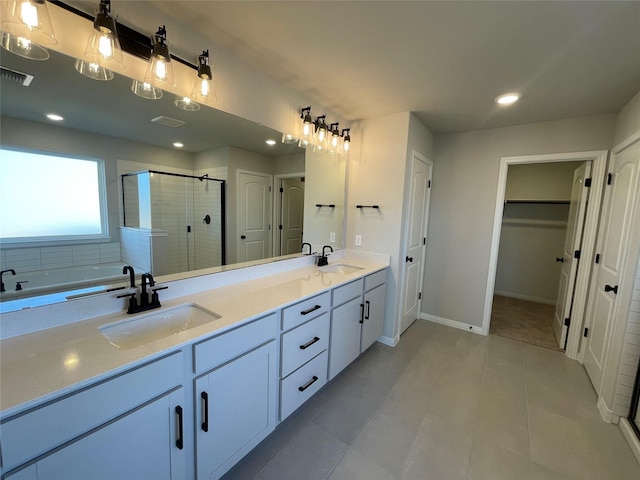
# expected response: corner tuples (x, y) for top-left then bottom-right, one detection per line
(144, 25), (175, 89)
(131, 79), (163, 99)
(0, 0), (57, 60)
(74, 58), (114, 81)
(174, 95), (200, 111)
(282, 132), (299, 144)
(298, 106), (314, 148)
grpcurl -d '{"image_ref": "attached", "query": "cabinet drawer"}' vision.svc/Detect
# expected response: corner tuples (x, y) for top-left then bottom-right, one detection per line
(281, 313), (329, 378)
(280, 351), (328, 421)
(332, 278), (363, 307)
(282, 292), (330, 331)
(1, 352), (183, 471)
(365, 269), (387, 291)
(194, 312), (277, 374)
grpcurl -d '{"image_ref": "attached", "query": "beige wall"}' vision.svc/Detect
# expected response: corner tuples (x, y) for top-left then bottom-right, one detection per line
(614, 90), (640, 146)
(423, 114), (616, 328)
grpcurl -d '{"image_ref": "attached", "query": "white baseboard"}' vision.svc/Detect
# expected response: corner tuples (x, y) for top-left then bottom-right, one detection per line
(620, 418), (640, 464)
(597, 396), (620, 424)
(420, 313), (485, 336)
(377, 335), (398, 347)
(494, 290), (556, 306)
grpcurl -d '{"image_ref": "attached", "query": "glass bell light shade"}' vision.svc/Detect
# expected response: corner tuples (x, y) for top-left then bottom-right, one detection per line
(174, 95), (200, 111)
(281, 133), (299, 145)
(190, 50), (215, 103)
(0, 30), (49, 59)
(131, 79), (163, 100)
(82, 0), (124, 73)
(298, 107), (314, 148)
(341, 129), (351, 155)
(74, 58), (114, 81)
(143, 26), (175, 89)
(315, 116), (328, 145)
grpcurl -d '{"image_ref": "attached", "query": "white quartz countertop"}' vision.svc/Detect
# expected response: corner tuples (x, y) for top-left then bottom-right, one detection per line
(0, 257), (387, 417)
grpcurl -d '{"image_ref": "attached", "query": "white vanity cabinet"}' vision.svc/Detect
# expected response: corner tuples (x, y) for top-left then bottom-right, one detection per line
(2, 353), (186, 480)
(193, 313), (278, 480)
(279, 292), (331, 421)
(329, 270), (386, 379)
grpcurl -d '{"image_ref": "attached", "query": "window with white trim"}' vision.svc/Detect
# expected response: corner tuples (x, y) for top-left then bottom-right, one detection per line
(0, 147), (108, 243)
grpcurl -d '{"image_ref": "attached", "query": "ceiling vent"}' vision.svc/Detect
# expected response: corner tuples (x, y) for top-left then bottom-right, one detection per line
(151, 116), (186, 128)
(0, 66), (34, 86)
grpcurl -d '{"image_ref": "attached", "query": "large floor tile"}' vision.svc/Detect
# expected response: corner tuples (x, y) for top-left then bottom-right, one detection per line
(466, 439), (532, 480)
(327, 448), (396, 480)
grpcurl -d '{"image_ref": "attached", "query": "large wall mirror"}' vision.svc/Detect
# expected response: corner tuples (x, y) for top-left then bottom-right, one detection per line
(0, 48), (346, 312)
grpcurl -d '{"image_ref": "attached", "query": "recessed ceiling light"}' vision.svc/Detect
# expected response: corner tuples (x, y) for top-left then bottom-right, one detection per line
(173, 142), (184, 148)
(495, 93), (521, 106)
(265, 139), (277, 146)
(46, 113), (64, 121)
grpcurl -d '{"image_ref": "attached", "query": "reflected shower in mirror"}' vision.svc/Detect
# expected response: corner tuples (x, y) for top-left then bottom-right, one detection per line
(0, 47), (346, 312)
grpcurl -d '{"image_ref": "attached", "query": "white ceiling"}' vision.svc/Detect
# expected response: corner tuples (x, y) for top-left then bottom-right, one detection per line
(96, 0), (640, 135)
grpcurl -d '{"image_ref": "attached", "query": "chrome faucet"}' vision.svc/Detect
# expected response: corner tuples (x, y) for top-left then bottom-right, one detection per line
(301, 242), (312, 255)
(1, 269), (16, 293)
(317, 246), (333, 267)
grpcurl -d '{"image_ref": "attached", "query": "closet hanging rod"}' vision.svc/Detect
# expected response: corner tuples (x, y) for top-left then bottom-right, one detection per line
(315, 204), (336, 208)
(356, 205), (380, 209)
(504, 199), (570, 205)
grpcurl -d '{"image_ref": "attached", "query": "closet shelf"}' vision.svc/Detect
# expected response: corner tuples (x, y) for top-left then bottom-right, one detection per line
(502, 218), (568, 228)
(504, 199), (570, 205)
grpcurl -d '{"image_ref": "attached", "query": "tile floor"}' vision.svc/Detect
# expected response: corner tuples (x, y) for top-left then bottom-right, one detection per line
(490, 295), (562, 352)
(221, 320), (640, 480)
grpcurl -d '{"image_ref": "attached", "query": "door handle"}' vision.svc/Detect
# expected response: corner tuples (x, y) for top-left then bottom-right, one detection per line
(556, 257), (564, 263)
(604, 284), (618, 294)
(406, 256), (413, 263)
(240, 235), (246, 239)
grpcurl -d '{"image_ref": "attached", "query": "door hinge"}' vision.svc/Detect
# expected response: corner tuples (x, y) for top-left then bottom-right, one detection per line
(269, 185), (272, 192)
(418, 292), (422, 300)
(564, 318), (571, 327)
(423, 237), (426, 245)
(607, 173), (613, 185)
(574, 250), (581, 259)
(279, 225), (283, 230)
(595, 253), (600, 264)
(187, 225), (191, 233)
(428, 180), (431, 188)
(584, 178), (592, 187)
(584, 327), (589, 338)
(279, 187), (284, 193)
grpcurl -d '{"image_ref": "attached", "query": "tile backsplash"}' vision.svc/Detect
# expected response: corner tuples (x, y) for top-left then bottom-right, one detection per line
(1, 243), (122, 273)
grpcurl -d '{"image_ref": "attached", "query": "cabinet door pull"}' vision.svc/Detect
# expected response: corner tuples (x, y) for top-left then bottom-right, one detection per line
(359, 303), (364, 324)
(175, 405), (184, 450)
(301, 304), (321, 315)
(201, 391), (209, 432)
(365, 300), (371, 320)
(298, 376), (319, 392)
(299, 336), (320, 350)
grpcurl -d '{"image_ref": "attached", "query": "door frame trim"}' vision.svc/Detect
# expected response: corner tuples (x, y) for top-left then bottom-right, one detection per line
(483, 150), (608, 360)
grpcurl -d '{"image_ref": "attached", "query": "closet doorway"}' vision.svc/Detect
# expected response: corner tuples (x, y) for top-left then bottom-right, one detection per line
(483, 151), (608, 359)
(491, 161), (585, 351)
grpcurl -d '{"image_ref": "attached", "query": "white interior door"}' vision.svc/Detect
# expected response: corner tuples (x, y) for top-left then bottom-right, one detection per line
(400, 153), (432, 335)
(552, 162), (591, 349)
(583, 140), (640, 393)
(279, 177), (305, 255)
(237, 171), (272, 263)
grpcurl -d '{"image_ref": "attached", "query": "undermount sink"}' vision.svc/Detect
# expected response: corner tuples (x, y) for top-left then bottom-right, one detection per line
(319, 264), (364, 275)
(100, 303), (221, 349)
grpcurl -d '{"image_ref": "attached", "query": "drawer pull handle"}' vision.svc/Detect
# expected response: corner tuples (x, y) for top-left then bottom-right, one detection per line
(365, 300), (371, 320)
(298, 375), (319, 392)
(201, 391), (209, 432)
(301, 304), (321, 315)
(300, 336), (320, 350)
(360, 303), (364, 324)
(175, 405), (184, 450)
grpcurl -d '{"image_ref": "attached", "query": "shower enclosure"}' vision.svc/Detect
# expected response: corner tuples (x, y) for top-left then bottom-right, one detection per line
(121, 170), (225, 275)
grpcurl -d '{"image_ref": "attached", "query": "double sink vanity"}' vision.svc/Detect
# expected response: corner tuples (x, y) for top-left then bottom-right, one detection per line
(0, 253), (388, 479)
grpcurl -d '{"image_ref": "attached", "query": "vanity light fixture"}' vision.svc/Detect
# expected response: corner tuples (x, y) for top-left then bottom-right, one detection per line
(329, 123), (340, 153)
(298, 106), (314, 148)
(341, 128), (351, 154)
(75, 0), (124, 80)
(191, 50), (214, 102)
(495, 92), (521, 105)
(131, 79), (163, 99)
(281, 133), (299, 145)
(0, 0), (57, 60)
(143, 25), (175, 89)
(174, 95), (200, 111)
(315, 115), (328, 144)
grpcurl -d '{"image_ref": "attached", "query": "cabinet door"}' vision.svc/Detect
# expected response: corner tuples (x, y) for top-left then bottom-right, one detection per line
(195, 341), (277, 480)
(361, 283), (386, 351)
(10, 389), (186, 480)
(329, 296), (363, 380)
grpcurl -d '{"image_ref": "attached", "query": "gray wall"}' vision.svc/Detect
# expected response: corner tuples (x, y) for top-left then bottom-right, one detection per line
(422, 114), (617, 328)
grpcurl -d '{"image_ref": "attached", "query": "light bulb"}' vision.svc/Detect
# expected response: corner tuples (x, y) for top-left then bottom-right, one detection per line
(97, 34), (113, 59)
(20, 1), (38, 29)
(154, 57), (167, 81)
(302, 123), (311, 136)
(199, 78), (209, 97)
